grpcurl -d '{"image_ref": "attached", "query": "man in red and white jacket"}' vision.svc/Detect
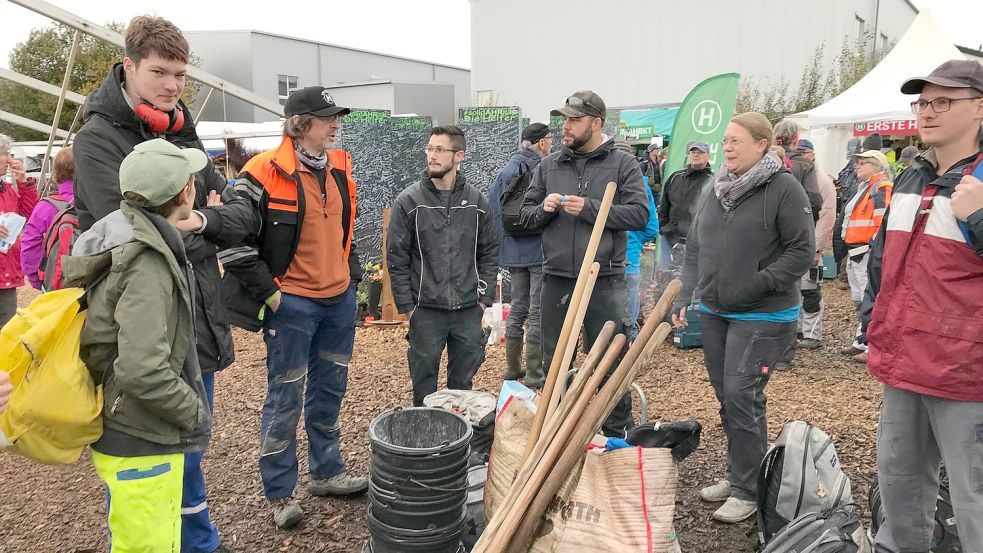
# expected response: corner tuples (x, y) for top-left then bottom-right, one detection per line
(860, 59), (983, 552)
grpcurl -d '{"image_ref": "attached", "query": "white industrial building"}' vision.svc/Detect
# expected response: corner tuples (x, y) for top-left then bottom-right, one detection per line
(469, 0), (918, 121)
(185, 30), (471, 125)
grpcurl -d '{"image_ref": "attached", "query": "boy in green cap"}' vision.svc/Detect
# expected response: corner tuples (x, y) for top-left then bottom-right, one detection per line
(62, 138), (211, 553)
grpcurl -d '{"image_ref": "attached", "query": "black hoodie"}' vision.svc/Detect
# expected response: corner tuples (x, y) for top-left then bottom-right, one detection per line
(73, 63), (257, 373)
(519, 137), (649, 278)
(676, 168), (815, 314)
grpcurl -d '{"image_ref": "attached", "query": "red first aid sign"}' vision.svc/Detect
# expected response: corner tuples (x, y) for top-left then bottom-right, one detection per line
(853, 120), (919, 136)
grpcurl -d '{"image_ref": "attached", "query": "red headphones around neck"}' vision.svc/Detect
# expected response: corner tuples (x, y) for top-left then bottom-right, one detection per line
(135, 101), (185, 134)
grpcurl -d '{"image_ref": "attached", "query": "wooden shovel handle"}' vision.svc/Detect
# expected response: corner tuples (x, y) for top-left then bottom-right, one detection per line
(521, 182), (617, 465)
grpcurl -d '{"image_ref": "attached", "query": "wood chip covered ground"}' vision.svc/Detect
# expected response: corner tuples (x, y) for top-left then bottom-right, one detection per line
(0, 281), (882, 552)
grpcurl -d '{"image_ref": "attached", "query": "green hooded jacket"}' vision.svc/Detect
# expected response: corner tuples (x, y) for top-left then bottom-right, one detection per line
(62, 201), (210, 456)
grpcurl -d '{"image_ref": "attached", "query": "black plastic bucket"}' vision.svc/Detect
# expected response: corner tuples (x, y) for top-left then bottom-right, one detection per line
(368, 407), (472, 474)
(367, 505), (466, 553)
(369, 472), (467, 502)
(368, 485), (466, 530)
(367, 407), (472, 552)
(370, 461), (469, 495)
(371, 449), (470, 481)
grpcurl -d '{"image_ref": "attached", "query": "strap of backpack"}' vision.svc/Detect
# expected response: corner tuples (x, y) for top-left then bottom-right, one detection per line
(510, 162), (531, 191)
(792, 425), (814, 519)
(78, 268), (112, 310)
(44, 194), (71, 211)
(756, 448), (776, 547)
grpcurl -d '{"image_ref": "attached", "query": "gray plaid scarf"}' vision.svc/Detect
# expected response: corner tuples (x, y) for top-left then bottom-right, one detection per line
(294, 141), (327, 170)
(713, 152), (783, 211)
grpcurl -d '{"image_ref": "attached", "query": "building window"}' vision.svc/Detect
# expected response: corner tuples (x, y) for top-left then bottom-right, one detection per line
(855, 15), (865, 38)
(476, 90), (494, 107)
(278, 74), (299, 105)
(880, 33), (889, 52)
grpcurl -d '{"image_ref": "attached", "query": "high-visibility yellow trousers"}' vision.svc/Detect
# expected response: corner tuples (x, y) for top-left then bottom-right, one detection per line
(91, 450), (184, 553)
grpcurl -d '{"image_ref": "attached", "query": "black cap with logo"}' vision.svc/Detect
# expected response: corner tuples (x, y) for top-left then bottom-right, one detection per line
(284, 86), (352, 118)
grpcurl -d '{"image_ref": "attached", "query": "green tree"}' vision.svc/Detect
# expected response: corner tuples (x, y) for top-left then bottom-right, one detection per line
(0, 22), (200, 141)
(826, 31), (886, 99)
(735, 30), (891, 123)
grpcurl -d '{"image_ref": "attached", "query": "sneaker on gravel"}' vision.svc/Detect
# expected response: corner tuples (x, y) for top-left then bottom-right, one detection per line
(271, 498), (303, 529)
(699, 479), (731, 502)
(851, 351), (868, 364)
(309, 472), (368, 497)
(775, 361), (794, 371)
(712, 497), (757, 523)
(798, 338), (822, 349)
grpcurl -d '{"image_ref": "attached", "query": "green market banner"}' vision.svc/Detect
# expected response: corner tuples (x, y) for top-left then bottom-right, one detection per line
(617, 107), (678, 141)
(663, 73), (739, 179)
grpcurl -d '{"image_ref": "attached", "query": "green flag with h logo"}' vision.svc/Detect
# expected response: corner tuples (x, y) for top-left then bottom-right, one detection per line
(663, 73), (740, 180)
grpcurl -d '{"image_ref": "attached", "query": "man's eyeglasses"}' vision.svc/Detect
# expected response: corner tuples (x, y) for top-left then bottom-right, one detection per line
(424, 146), (460, 155)
(721, 138), (744, 147)
(565, 95), (603, 116)
(910, 96), (982, 114)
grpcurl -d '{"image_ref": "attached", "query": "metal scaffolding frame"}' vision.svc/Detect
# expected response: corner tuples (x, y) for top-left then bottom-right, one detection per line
(3, 0), (287, 157)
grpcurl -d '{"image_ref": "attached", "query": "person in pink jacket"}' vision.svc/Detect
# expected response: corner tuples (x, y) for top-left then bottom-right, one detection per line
(0, 134), (39, 326)
(21, 146), (73, 290)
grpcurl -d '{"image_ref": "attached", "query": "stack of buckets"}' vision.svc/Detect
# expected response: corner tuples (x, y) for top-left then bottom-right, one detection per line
(366, 407), (473, 553)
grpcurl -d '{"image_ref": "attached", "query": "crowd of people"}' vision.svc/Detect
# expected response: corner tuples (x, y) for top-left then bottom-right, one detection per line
(0, 12), (981, 553)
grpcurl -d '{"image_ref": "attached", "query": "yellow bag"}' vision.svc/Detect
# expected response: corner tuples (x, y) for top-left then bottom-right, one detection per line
(0, 287), (102, 464)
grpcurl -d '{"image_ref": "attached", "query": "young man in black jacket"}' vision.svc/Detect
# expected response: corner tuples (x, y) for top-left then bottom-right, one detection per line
(70, 16), (253, 553)
(519, 90), (649, 437)
(387, 126), (499, 407)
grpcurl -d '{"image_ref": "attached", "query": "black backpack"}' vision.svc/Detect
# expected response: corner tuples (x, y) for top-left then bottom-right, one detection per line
(760, 506), (869, 553)
(499, 165), (538, 237)
(869, 480), (961, 552)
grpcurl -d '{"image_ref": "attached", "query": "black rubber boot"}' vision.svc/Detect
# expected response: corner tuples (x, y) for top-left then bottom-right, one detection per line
(504, 337), (524, 381)
(523, 339), (544, 389)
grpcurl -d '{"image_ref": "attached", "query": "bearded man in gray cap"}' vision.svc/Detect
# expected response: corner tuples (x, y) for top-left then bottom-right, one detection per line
(519, 90), (649, 437)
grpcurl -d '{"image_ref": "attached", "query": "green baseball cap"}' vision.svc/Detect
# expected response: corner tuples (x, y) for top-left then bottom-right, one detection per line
(120, 139), (207, 207)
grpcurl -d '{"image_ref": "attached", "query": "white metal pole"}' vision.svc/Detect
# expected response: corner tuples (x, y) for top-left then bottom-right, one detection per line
(40, 29), (80, 186)
(194, 87), (215, 125)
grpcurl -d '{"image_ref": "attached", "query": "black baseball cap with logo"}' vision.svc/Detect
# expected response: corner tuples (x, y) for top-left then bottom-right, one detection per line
(900, 59), (983, 95)
(550, 90), (607, 119)
(284, 86), (352, 118)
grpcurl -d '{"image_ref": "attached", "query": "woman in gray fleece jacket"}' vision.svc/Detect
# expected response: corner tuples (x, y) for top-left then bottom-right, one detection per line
(672, 112), (815, 524)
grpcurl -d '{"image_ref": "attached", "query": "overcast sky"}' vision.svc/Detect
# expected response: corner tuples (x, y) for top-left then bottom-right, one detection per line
(0, 0), (980, 71)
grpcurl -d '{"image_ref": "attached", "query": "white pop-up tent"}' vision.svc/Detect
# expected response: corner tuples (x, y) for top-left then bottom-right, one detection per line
(794, 10), (969, 175)
(800, 10), (963, 126)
